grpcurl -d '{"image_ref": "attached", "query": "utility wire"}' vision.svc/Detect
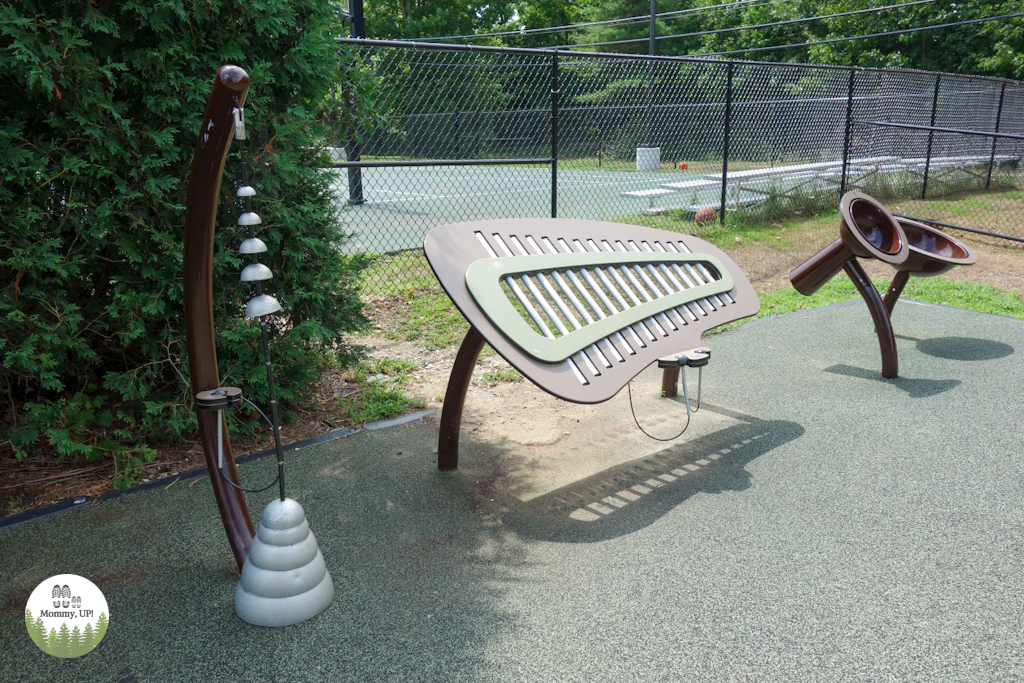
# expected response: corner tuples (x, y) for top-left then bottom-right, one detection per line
(699, 10), (1024, 56)
(421, 0), (781, 42)
(563, 0), (935, 49)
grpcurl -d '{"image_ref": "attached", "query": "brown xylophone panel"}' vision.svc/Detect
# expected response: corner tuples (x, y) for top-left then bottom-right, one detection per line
(424, 218), (760, 404)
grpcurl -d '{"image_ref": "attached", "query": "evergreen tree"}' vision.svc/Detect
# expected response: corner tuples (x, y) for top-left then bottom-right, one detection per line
(1, 0), (373, 479)
(95, 612), (109, 648)
(70, 625), (84, 657)
(82, 622), (95, 653)
(46, 628), (58, 656)
(56, 623), (72, 659)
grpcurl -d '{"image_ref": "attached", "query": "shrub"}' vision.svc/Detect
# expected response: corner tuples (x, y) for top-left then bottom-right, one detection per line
(1, 1), (375, 486)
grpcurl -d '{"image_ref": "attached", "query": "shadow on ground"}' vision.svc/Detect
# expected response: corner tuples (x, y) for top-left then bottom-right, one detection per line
(500, 405), (804, 543)
(823, 364), (961, 398)
(895, 334), (1015, 361)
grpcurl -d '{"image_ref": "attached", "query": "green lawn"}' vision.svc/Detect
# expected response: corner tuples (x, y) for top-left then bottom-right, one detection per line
(710, 275), (1024, 337)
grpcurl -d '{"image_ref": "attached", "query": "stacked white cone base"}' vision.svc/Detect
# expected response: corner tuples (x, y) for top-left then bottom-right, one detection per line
(235, 498), (334, 627)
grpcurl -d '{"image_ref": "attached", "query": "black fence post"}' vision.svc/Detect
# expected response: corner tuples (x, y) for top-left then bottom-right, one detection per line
(454, 110), (461, 158)
(720, 62), (734, 226)
(345, 0), (365, 205)
(645, 0), (657, 146)
(986, 83), (1007, 190)
(840, 69), (856, 197)
(551, 53), (559, 219)
(921, 74), (941, 200)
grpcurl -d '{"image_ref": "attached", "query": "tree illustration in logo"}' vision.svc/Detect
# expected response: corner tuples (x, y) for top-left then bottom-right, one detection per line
(56, 623), (71, 658)
(25, 609), (45, 650)
(95, 612), (108, 644)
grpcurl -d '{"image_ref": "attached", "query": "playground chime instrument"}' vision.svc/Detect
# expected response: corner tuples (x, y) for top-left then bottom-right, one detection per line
(184, 66), (333, 627)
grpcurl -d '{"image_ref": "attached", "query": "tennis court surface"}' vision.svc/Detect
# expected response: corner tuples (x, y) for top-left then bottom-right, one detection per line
(331, 165), (708, 253)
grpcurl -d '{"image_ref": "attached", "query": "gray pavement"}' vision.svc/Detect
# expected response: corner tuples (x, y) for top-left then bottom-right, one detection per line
(2, 301), (1023, 682)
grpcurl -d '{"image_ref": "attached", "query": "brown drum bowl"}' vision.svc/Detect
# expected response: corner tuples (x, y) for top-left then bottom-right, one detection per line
(839, 192), (908, 263)
(893, 219), (978, 277)
(790, 192), (909, 296)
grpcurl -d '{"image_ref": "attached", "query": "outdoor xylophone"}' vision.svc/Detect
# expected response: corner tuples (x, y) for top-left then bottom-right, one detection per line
(424, 219), (762, 470)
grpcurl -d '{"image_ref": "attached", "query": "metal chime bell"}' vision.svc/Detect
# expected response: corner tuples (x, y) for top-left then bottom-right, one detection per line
(228, 108), (335, 627)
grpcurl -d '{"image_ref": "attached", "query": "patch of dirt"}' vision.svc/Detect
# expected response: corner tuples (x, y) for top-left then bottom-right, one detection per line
(1, 364), (370, 517)
(356, 333), (599, 451)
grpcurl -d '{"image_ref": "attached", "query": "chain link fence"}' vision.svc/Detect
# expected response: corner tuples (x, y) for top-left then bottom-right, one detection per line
(330, 39), (1024, 296)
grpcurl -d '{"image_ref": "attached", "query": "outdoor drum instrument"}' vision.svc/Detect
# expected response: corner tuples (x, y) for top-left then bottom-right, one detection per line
(789, 191), (976, 378)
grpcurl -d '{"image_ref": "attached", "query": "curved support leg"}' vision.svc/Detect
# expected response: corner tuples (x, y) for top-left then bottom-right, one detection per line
(661, 368), (680, 398)
(183, 65), (255, 570)
(883, 270), (910, 319)
(438, 327), (486, 471)
(843, 259), (899, 379)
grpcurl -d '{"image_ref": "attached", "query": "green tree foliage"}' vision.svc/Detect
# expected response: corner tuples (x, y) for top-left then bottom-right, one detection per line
(577, 0), (705, 55)
(1, 1), (372, 484)
(69, 625), (84, 657)
(500, 0), (589, 49)
(365, 0), (516, 40)
(488, 0), (1024, 78)
(47, 627), (58, 656)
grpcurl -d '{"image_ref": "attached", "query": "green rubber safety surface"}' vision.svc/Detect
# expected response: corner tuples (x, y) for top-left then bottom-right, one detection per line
(1, 301), (1022, 682)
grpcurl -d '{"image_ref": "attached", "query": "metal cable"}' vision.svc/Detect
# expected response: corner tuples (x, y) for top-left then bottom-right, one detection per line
(627, 380), (692, 442)
(216, 397), (281, 494)
(421, 0), (782, 41)
(702, 11), (1024, 56)
(562, 0), (936, 49)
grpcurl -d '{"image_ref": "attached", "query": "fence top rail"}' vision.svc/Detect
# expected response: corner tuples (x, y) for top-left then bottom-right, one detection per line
(331, 158), (555, 168)
(854, 119), (1024, 140)
(335, 37), (1022, 87)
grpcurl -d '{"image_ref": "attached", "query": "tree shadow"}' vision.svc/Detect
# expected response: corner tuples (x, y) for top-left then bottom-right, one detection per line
(500, 405), (804, 543)
(823, 363), (960, 398)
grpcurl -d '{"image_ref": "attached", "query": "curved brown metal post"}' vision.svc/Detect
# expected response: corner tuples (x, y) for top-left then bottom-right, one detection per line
(438, 327), (486, 471)
(843, 259), (899, 379)
(882, 270), (911, 319)
(661, 368), (679, 398)
(183, 65), (255, 569)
